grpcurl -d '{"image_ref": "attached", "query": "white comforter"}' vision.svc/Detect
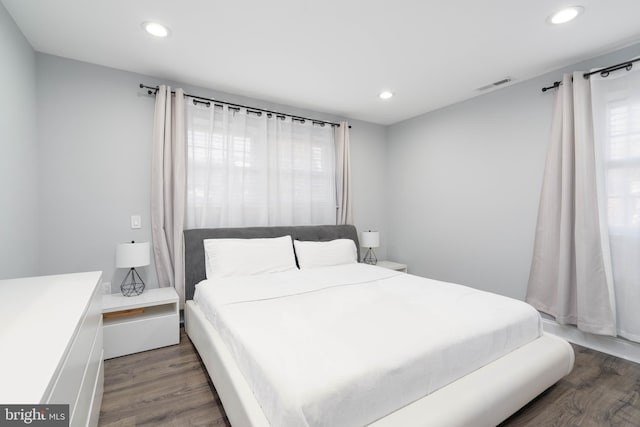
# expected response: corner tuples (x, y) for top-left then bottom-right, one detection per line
(193, 263), (541, 427)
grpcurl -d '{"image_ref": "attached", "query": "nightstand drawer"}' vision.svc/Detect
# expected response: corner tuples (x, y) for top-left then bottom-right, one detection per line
(104, 310), (179, 358)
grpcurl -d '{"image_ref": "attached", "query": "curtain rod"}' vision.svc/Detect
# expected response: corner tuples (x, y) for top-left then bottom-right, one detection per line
(541, 80), (562, 93)
(139, 84), (350, 128)
(541, 57), (640, 93)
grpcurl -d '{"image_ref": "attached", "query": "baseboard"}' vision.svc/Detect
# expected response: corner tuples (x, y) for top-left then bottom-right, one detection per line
(542, 318), (640, 365)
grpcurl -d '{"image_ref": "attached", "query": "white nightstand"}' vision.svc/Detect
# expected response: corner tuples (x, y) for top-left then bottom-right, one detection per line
(376, 260), (408, 273)
(102, 287), (179, 359)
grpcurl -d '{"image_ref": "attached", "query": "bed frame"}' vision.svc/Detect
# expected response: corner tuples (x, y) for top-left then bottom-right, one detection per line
(183, 225), (575, 427)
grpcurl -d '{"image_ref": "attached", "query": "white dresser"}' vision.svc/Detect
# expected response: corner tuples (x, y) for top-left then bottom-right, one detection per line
(0, 272), (104, 427)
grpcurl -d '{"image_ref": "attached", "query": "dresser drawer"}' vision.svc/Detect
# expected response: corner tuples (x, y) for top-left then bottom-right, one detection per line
(71, 320), (103, 427)
(47, 281), (102, 414)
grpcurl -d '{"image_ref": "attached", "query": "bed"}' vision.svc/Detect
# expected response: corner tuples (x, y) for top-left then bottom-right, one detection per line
(184, 225), (574, 427)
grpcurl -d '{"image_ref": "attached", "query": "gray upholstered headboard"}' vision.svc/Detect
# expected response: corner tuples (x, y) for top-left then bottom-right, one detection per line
(183, 224), (360, 301)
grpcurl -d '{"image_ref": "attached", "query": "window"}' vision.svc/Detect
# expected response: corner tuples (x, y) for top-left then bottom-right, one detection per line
(185, 101), (336, 228)
(598, 86), (640, 232)
(591, 65), (640, 342)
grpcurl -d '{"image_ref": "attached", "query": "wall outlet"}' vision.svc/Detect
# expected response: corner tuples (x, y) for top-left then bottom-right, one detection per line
(102, 281), (112, 295)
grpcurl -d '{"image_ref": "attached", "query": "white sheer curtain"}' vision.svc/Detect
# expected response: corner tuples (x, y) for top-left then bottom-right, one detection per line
(185, 99), (337, 228)
(591, 64), (640, 342)
(527, 72), (617, 336)
(150, 86), (186, 305)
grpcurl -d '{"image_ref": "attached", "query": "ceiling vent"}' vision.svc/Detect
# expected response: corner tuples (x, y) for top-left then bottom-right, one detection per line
(476, 77), (513, 91)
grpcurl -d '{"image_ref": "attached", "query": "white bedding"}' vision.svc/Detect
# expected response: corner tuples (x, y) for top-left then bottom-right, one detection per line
(193, 263), (541, 427)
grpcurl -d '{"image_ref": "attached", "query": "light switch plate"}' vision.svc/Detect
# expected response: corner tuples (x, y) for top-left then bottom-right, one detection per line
(131, 215), (142, 229)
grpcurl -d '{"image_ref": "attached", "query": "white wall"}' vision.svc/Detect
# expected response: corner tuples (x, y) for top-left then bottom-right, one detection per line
(0, 2), (38, 279)
(387, 42), (640, 300)
(35, 54), (388, 290)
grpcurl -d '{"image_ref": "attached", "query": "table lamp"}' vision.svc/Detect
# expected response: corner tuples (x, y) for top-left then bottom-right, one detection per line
(116, 241), (150, 296)
(361, 231), (380, 265)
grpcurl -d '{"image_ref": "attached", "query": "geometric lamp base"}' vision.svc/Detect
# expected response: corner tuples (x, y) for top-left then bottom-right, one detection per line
(120, 267), (145, 297)
(363, 248), (378, 265)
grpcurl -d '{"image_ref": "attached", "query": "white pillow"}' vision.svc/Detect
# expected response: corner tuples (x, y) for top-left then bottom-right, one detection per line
(203, 235), (297, 279)
(293, 239), (358, 269)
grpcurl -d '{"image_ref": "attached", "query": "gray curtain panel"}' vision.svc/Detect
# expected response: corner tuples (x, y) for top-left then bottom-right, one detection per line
(151, 85), (187, 306)
(335, 121), (353, 225)
(526, 72), (617, 336)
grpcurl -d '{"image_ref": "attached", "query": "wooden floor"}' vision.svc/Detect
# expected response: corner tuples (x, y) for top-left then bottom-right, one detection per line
(99, 329), (230, 427)
(501, 345), (640, 427)
(100, 328), (640, 427)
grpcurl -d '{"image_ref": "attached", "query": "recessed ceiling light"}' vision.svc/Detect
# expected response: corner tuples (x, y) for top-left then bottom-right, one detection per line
(379, 91), (394, 100)
(143, 22), (170, 37)
(548, 6), (584, 24)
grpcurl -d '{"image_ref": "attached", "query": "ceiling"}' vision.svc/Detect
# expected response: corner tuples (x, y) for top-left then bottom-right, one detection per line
(3, 0), (640, 125)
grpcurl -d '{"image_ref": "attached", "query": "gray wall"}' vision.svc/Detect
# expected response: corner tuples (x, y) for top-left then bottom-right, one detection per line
(35, 54), (388, 290)
(36, 55), (155, 289)
(0, 3), (39, 279)
(8, 1), (635, 298)
(386, 43), (640, 300)
(349, 121), (388, 261)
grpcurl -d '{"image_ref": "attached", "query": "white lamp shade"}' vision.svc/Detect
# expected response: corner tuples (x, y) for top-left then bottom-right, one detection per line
(116, 241), (150, 268)
(361, 231), (380, 248)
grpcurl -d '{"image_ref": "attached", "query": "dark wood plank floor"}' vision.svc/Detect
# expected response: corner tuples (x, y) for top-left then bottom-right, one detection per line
(100, 328), (640, 426)
(501, 345), (640, 427)
(99, 328), (230, 427)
